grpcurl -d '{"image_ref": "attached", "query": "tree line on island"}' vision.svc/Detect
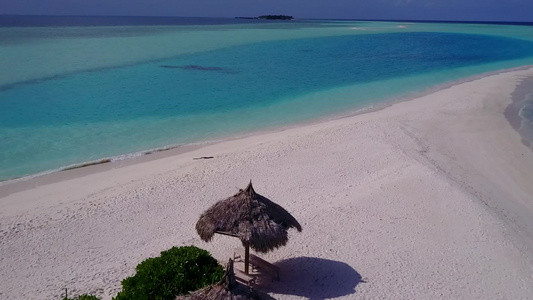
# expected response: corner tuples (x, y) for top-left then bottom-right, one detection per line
(235, 15), (294, 20)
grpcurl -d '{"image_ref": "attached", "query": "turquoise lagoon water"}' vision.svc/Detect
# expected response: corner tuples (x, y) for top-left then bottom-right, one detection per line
(2, 17), (533, 181)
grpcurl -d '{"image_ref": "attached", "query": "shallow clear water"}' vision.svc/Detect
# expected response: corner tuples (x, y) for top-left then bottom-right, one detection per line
(1, 17), (533, 180)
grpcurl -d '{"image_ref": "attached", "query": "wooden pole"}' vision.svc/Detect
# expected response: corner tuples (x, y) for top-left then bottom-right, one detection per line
(227, 259), (237, 288)
(244, 244), (250, 274)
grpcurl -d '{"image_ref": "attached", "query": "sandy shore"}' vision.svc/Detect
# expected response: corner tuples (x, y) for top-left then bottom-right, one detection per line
(1, 68), (533, 299)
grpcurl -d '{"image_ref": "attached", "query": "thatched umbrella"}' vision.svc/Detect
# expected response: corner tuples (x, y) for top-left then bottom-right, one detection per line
(176, 259), (266, 300)
(196, 182), (302, 274)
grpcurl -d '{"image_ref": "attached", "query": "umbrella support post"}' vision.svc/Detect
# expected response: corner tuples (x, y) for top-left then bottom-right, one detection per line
(245, 245), (250, 274)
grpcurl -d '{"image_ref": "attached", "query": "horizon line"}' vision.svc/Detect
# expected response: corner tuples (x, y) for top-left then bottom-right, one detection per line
(0, 14), (532, 25)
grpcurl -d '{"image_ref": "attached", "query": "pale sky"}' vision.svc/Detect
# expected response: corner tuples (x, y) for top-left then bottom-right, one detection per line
(1, 0), (531, 22)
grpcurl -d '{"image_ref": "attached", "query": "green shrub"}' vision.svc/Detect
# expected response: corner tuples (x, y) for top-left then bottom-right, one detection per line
(63, 294), (101, 300)
(113, 246), (224, 300)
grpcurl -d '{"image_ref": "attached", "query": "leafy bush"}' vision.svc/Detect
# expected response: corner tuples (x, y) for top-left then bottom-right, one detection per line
(63, 294), (101, 300)
(113, 246), (224, 300)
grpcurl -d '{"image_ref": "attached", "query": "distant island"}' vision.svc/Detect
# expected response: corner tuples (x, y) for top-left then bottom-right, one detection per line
(235, 15), (294, 20)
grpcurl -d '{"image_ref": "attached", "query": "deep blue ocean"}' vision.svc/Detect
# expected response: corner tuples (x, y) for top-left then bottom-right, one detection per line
(1, 16), (533, 181)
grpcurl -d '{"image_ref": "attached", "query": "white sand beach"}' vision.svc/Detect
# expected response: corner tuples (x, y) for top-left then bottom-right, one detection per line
(1, 68), (533, 299)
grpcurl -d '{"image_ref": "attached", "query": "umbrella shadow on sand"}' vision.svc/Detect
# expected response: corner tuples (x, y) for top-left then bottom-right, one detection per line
(259, 257), (363, 300)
